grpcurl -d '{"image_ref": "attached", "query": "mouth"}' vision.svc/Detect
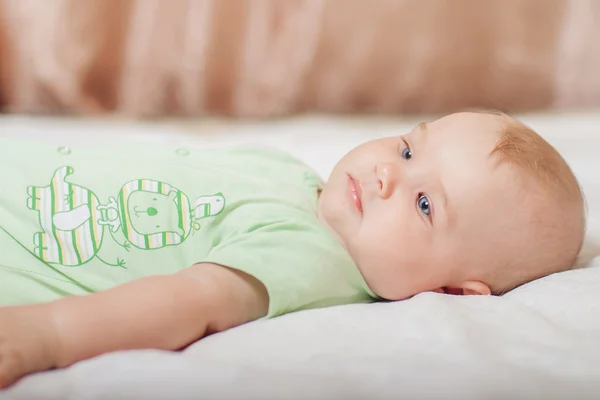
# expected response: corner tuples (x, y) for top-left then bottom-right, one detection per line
(348, 174), (363, 213)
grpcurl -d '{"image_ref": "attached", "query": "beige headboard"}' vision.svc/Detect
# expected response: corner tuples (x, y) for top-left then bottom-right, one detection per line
(1, 0), (599, 118)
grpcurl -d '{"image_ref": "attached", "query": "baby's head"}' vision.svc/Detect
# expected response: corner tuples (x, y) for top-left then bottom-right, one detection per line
(318, 111), (585, 299)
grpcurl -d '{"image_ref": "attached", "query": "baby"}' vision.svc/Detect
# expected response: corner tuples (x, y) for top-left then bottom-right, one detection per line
(0, 111), (585, 387)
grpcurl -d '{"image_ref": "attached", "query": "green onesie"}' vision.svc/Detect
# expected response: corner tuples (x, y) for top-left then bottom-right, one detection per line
(0, 137), (375, 318)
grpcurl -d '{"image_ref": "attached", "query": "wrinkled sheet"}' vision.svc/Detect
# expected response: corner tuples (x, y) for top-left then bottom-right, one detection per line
(1, 111), (599, 399)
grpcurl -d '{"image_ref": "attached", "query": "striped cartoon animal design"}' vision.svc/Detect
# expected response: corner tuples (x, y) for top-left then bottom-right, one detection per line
(26, 166), (225, 268)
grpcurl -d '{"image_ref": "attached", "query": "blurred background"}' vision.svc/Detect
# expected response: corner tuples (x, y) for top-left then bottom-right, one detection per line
(0, 0), (599, 120)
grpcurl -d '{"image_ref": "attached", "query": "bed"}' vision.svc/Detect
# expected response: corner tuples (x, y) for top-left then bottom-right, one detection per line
(1, 110), (599, 399)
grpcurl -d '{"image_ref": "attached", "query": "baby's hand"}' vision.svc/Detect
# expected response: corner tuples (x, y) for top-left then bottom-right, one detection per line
(0, 306), (59, 388)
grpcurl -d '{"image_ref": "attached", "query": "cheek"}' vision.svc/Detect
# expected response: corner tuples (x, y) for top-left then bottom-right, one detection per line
(354, 206), (441, 299)
(352, 214), (415, 292)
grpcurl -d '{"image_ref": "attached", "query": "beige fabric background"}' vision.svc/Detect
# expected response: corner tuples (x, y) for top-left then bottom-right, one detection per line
(1, 0), (599, 117)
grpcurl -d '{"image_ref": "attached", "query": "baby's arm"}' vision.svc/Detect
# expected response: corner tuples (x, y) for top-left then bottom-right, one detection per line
(0, 263), (268, 388)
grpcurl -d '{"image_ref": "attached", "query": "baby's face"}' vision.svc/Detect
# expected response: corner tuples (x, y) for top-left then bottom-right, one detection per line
(318, 112), (524, 300)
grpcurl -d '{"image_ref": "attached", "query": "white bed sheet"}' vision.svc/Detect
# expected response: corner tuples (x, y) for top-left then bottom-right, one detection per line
(1, 111), (599, 400)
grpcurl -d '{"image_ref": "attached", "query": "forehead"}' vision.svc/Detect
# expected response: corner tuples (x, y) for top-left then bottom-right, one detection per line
(422, 113), (521, 222)
(425, 112), (504, 150)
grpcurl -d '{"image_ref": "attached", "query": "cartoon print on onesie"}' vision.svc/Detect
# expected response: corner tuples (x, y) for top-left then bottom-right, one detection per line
(26, 166), (225, 268)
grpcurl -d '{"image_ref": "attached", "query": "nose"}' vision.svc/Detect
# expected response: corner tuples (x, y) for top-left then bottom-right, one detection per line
(376, 162), (398, 199)
(147, 207), (158, 216)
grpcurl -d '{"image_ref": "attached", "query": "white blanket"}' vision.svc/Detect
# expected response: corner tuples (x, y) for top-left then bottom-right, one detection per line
(1, 112), (599, 400)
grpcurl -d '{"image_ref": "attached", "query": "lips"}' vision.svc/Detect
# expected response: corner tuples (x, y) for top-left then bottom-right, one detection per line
(348, 175), (363, 213)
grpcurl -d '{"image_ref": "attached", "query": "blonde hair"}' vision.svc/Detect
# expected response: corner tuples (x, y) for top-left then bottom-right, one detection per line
(480, 110), (586, 294)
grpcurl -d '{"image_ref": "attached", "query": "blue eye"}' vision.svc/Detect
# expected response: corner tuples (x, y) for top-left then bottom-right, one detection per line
(401, 147), (412, 160)
(417, 194), (431, 216)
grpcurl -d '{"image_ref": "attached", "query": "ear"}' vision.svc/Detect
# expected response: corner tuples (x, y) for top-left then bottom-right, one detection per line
(432, 281), (491, 296)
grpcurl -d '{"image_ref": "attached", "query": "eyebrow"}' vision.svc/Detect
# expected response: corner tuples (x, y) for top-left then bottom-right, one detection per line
(437, 183), (449, 227)
(418, 122), (429, 143)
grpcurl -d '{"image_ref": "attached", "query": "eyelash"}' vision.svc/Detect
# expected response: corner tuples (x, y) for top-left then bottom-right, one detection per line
(399, 139), (432, 219)
(400, 139), (412, 160)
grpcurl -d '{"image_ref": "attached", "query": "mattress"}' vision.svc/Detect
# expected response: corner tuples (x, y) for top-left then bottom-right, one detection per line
(0, 111), (599, 400)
